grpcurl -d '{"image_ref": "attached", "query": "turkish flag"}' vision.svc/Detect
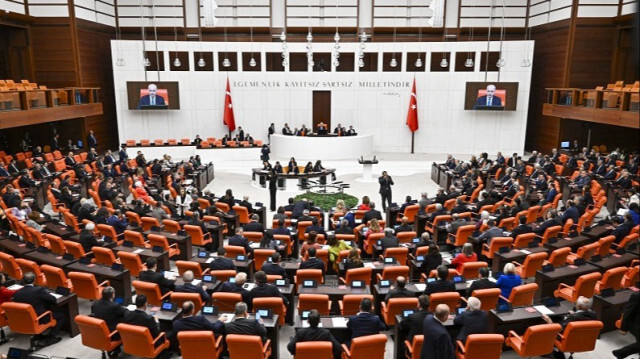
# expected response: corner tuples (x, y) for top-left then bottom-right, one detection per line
(223, 78), (236, 132)
(406, 78), (419, 132)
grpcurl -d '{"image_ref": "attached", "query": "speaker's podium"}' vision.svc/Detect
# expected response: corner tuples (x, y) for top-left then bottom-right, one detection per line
(357, 156), (378, 182)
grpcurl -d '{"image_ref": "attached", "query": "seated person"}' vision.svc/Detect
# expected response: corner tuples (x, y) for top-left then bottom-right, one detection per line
(123, 294), (163, 346)
(228, 227), (253, 254)
(424, 265), (455, 295)
(344, 248), (364, 271)
(261, 252), (287, 277)
(91, 286), (127, 334)
(384, 276), (414, 302)
(249, 271), (289, 306)
(209, 247), (237, 271)
(496, 263), (522, 301)
(243, 213), (264, 232)
(171, 301), (225, 350)
(225, 302), (268, 343)
(219, 272), (251, 305)
(466, 267), (497, 297)
(174, 270), (211, 304)
(453, 297), (489, 343)
(542, 296), (597, 359)
(139, 257), (175, 295)
(346, 298), (386, 341)
(300, 247), (325, 275)
(398, 294), (430, 343)
(394, 216), (413, 234)
(287, 309), (342, 359)
(450, 243), (478, 272)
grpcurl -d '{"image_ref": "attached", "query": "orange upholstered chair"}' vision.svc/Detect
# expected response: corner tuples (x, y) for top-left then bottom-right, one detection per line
(622, 262), (639, 288)
(554, 272), (601, 302)
(117, 251), (145, 277)
(341, 334), (387, 359)
(116, 323), (170, 358)
(469, 288), (501, 312)
(1, 302), (58, 351)
(514, 252), (548, 278)
(295, 269), (324, 285)
(162, 219), (182, 233)
(381, 298), (419, 326)
(381, 247), (409, 265)
(63, 240), (92, 260)
(252, 297), (287, 326)
(178, 331), (223, 359)
(595, 266), (627, 293)
(92, 246), (119, 266)
(566, 242), (600, 264)
(455, 334), (504, 359)
(481, 237), (513, 259)
(68, 271), (109, 300)
(132, 280), (171, 306)
(428, 292), (460, 312)
(175, 260), (209, 277)
(376, 266), (410, 282)
(553, 321), (603, 358)
(171, 293), (204, 314)
(233, 206), (250, 225)
(546, 247), (571, 267)
(184, 224), (212, 247)
(503, 283), (538, 307)
(0, 252), (22, 280)
(75, 315), (122, 358)
(226, 334), (271, 359)
(40, 264), (73, 291)
(506, 324), (562, 357)
(15, 259), (46, 286)
(340, 294), (375, 316)
(448, 225), (476, 247)
(340, 267), (373, 285)
(253, 249), (276, 271)
(209, 270), (236, 282)
(295, 341), (334, 359)
(298, 294), (332, 315)
(458, 262), (488, 279)
(404, 335), (423, 359)
(513, 233), (537, 248)
(211, 292), (242, 312)
(147, 234), (181, 258)
(537, 226), (562, 245)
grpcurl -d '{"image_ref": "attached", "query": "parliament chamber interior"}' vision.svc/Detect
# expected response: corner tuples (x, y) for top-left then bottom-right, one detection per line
(0, 0), (639, 358)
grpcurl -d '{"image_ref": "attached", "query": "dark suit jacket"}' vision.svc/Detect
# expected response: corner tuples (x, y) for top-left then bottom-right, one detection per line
(363, 210), (383, 224)
(79, 231), (100, 253)
(299, 258), (325, 275)
(394, 224), (414, 234)
(620, 292), (639, 337)
(91, 299), (127, 331)
(137, 94), (166, 109)
(287, 327), (342, 358)
(250, 283), (289, 305)
(510, 224), (532, 239)
(138, 270), (175, 294)
(13, 285), (57, 324)
(87, 135), (97, 149)
(347, 312), (386, 339)
(228, 235), (252, 254)
(175, 282), (211, 303)
(209, 257), (237, 271)
(453, 310), (489, 342)
(384, 287), (415, 302)
(399, 309), (430, 343)
(466, 278), (498, 297)
(218, 282), (251, 305)
(172, 315), (224, 334)
(420, 315), (454, 359)
(473, 95), (502, 109)
(225, 317), (267, 342)
(244, 222), (264, 233)
(124, 309), (160, 338)
(560, 310), (597, 331)
(425, 279), (456, 295)
(261, 262), (286, 277)
(380, 235), (399, 251)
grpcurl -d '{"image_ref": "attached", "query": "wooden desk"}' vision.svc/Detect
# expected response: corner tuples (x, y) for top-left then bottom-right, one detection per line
(297, 284), (370, 314)
(589, 253), (637, 271)
(413, 214), (428, 238)
(0, 238), (37, 257)
(191, 255), (255, 279)
(431, 163), (440, 184)
(112, 245), (170, 271)
(23, 249), (78, 268)
(544, 235), (595, 252)
(385, 206), (401, 228)
(143, 229), (192, 261)
(489, 302), (572, 337)
(43, 222), (77, 239)
(53, 292), (80, 337)
(65, 262), (133, 304)
(491, 247), (550, 273)
(581, 225), (613, 240)
(293, 316), (351, 345)
(534, 264), (600, 300)
(592, 289), (636, 333)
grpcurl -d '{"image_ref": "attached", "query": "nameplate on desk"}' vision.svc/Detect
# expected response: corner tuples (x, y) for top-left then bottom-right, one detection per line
(133, 248), (145, 254)
(533, 305), (554, 315)
(331, 317), (348, 327)
(413, 283), (426, 292)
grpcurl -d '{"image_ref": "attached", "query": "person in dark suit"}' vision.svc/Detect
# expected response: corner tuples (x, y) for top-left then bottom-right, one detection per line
(560, 200), (580, 224)
(378, 171), (394, 210)
(50, 133), (60, 151)
(273, 218), (292, 236)
(363, 202), (383, 224)
(79, 222), (102, 253)
(399, 294), (430, 343)
(91, 286), (127, 335)
(394, 217), (413, 234)
(239, 196), (255, 214)
(292, 199), (309, 219)
(304, 217), (326, 236)
(243, 214), (264, 233)
(542, 296), (598, 359)
(472, 84), (502, 109)
(218, 272), (251, 305)
(466, 267), (497, 297)
(346, 298), (386, 341)
(384, 276), (414, 302)
(611, 215), (634, 244)
(261, 252), (287, 277)
(380, 228), (399, 251)
(12, 272), (65, 345)
(287, 309), (343, 359)
(534, 210), (562, 236)
(170, 301), (225, 350)
(228, 227), (253, 254)
(137, 84), (166, 109)
(225, 302), (268, 342)
(613, 291), (639, 359)
(510, 215), (532, 239)
(87, 130), (98, 149)
(420, 305), (454, 359)
(123, 294), (168, 353)
(453, 297), (489, 343)
(249, 271), (289, 306)
(300, 247), (325, 275)
(209, 247), (237, 271)
(0, 164), (9, 177)
(174, 270), (211, 304)
(420, 244), (443, 273)
(139, 257), (175, 295)
(425, 265), (456, 295)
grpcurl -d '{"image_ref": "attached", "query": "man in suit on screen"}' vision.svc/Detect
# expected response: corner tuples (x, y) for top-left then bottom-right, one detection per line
(473, 84), (503, 109)
(137, 84), (166, 109)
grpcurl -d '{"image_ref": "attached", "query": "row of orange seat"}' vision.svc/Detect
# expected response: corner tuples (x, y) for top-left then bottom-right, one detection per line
(124, 138), (263, 148)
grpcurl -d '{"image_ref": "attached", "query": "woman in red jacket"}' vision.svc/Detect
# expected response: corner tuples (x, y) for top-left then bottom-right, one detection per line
(450, 243), (478, 272)
(0, 273), (16, 305)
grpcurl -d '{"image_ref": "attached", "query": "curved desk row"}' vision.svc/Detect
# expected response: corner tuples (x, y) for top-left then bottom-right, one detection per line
(270, 134), (374, 160)
(126, 146), (261, 162)
(251, 168), (336, 191)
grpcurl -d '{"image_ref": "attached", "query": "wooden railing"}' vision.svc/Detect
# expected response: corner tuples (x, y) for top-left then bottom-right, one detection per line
(543, 87), (639, 129)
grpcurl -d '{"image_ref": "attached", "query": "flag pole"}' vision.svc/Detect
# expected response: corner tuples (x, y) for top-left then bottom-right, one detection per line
(227, 73), (232, 138)
(411, 133), (415, 154)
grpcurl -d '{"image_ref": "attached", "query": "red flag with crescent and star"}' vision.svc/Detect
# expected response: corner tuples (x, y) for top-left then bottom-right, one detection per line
(406, 78), (419, 132)
(223, 77), (236, 132)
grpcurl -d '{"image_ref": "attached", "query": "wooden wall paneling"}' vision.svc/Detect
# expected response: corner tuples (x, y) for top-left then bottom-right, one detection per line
(30, 18), (78, 88)
(569, 26), (616, 88)
(335, 53), (355, 72)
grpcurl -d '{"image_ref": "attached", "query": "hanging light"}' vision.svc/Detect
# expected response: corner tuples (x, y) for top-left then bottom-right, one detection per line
(415, 58), (423, 68)
(521, 58), (531, 67)
(521, 24), (532, 67)
(496, 0), (507, 69)
(173, 58), (181, 67)
(306, 31), (313, 42)
(249, 57), (257, 67)
(143, 58), (151, 67)
(496, 58), (505, 67)
(440, 58), (448, 67)
(465, 58), (474, 67)
(333, 60), (340, 67)
(359, 30), (367, 42)
(466, 4), (475, 68)
(282, 59), (288, 67)
(390, 57), (398, 67)
(358, 59), (365, 67)
(198, 57), (206, 67)
(222, 57), (231, 67)
(248, 3), (256, 69)
(279, 30), (286, 41)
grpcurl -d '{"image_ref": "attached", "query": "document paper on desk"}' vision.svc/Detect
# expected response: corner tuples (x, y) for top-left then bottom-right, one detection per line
(414, 284), (426, 292)
(50, 293), (63, 299)
(302, 320), (323, 328)
(364, 262), (376, 268)
(332, 317), (348, 327)
(533, 305), (554, 315)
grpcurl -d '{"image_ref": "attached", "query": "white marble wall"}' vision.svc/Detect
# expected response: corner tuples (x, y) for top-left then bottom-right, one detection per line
(112, 39), (534, 156)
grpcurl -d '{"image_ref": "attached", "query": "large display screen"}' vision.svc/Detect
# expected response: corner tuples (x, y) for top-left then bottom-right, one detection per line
(464, 82), (519, 111)
(126, 81), (180, 110)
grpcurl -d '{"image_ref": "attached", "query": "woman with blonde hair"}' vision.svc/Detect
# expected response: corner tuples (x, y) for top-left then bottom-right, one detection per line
(335, 199), (346, 213)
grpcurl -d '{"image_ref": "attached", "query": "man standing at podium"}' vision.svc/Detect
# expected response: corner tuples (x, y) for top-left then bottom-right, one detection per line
(379, 171), (394, 211)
